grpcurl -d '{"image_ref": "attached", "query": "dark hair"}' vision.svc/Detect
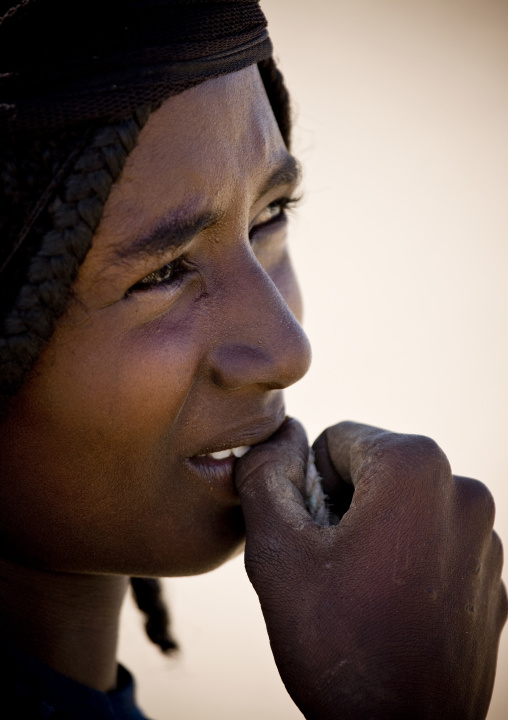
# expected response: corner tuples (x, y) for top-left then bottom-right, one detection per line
(0, 56), (292, 653)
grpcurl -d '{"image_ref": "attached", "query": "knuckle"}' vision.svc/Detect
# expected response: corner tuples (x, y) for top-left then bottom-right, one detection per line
(498, 580), (508, 628)
(454, 476), (497, 531)
(356, 432), (451, 484)
(391, 433), (449, 469)
(490, 529), (504, 573)
(237, 448), (305, 495)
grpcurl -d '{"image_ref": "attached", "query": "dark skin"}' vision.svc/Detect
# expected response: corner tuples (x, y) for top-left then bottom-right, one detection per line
(236, 420), (508, 719)
(0, 65), (309, 690)
(0, 64), (506, 715)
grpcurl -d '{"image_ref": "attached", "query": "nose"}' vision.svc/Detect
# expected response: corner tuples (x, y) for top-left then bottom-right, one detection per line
(208, 253), (312, 391)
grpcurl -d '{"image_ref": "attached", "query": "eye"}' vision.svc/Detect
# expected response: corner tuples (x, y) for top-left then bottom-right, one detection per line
(127, 258), (186, 294)
(250, 196), (301, 235)
(254, 202), (285, 226)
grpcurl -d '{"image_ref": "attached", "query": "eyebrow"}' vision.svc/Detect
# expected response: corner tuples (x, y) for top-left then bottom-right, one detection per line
(114, 207), (220, 262)
(254, 152), (302, 204)
(115, 152), (302, 262)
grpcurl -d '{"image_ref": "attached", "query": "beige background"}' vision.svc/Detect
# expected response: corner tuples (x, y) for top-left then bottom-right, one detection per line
(118, 1), (508, 717)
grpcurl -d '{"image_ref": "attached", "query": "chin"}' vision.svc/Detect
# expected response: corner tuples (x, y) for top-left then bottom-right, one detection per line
(175, 538), (246, 578)
(128, 507), (247, 579)
(142, 541), (246, 579)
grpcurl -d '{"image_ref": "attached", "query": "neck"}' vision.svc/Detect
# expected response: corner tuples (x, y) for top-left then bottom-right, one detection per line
(0, 556), (129, 692)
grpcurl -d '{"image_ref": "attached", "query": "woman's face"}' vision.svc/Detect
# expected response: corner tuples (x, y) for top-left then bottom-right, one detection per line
(0, 65), (311, 577)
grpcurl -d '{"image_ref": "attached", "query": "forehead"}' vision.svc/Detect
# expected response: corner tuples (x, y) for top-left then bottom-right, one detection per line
(96, 64), (289, 246)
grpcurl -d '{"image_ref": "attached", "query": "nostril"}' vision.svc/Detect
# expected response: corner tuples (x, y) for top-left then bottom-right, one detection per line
(209, 322), (311, 391)
(209, 344), (286, 390)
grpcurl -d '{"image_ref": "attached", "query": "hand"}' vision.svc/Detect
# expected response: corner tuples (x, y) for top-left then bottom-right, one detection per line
(235, 419), (507, 720)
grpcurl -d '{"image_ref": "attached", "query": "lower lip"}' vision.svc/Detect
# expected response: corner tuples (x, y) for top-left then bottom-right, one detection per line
(185, 454), (239, 494)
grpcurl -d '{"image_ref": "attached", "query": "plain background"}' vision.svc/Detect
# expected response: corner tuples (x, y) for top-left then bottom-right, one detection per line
(118, 1), (508, 717)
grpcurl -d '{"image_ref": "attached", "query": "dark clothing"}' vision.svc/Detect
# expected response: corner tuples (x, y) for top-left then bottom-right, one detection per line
(0, 643), (150, 720)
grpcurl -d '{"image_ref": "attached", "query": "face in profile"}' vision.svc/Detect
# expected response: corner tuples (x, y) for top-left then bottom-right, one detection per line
(0, 65), (311, 578)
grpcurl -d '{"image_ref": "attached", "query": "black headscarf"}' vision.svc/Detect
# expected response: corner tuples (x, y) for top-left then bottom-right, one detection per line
(0, 0), (274, 280)
(0, 0), (272, 137)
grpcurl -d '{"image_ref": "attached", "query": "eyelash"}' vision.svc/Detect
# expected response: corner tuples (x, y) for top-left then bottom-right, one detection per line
(128, 259), (187, 294)
(249, 195), (301, 236)
(127, 195), (301, 295)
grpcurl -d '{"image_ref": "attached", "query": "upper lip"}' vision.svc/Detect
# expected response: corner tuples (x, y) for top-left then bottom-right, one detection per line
(187, 406), (286, 458)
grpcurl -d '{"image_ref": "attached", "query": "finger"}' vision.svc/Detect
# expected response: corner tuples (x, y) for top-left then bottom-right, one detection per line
(497, 579), (508, 632)
(321, 420), (393, 485)
(452, 475), (496, 537)
(323, 421), (451, 497)
(235, 418), (324, 600)
(234, 417), (314, 536)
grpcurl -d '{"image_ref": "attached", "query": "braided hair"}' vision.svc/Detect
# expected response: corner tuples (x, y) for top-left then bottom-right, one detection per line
(0, 56), (292, 654)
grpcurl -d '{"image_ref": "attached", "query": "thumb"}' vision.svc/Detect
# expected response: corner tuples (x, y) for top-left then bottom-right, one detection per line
(234, 418), (314, 548)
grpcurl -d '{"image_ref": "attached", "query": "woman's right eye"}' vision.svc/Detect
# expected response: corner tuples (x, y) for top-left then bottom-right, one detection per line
(127, 258), (185, 294)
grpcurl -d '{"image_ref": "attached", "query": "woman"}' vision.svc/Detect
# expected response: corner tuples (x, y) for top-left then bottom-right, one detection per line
(0, 1), (505, 718)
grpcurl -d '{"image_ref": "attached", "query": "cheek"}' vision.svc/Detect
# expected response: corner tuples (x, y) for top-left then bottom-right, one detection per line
(100, 324), (199, 438)
(0, 307), (239, 574)
(0, 307), (206, 534)
(38, 308), (203, 448)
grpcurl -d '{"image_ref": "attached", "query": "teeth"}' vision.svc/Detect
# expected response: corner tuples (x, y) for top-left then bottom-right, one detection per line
(210, 449), (233, 460)
(232, 445), (251, 458)
(201, 445), (252, 460)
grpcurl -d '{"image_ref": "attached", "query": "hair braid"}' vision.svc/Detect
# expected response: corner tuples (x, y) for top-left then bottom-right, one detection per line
(130, 578), (178, 654)
(0, 107), (152, 402)
(258, 57), (292, 150)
